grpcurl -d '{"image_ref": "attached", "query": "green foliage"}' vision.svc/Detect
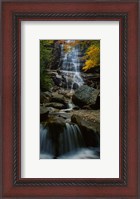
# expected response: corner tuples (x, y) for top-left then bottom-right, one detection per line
(40, 40), (54, 70)
(40, 40), (55, 91)
(40, 73), (54, 92)
(40, 40), (100, 91)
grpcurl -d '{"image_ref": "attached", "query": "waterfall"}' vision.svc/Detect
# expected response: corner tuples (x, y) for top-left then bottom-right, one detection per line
(60, 40), (84, 90)
(59, 123), (85, 155)
(40, 124), (54, 157)
(40, 123), (85, 159)
(40, 125), (48, 153)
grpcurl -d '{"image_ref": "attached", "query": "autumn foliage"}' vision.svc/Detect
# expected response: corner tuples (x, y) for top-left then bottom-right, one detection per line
(82, 41), (100, 72)
(40, 40), (100, 77)
(58, 40), (100, 72)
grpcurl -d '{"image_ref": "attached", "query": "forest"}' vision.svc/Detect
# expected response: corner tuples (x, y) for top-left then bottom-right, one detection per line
(40, 40), (100, 159)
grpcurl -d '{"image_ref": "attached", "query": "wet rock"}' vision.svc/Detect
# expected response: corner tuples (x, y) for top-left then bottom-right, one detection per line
(72, 85), (100, 108)
(81, 72), (100, 89)
(57, 112), (71, 120)
(40, 106), (56, 122)
(40, 92), (50, 104)
(73, 106), (80, 110)
(63, 90), (74, 98)
(45, 116), (66, 158)
(73, 83), (79, 89)
(71, 110), (100, 147)
(57, 69), (61, 75)
(40, 107), (49, 122)
(91, 93), (100, 109)
(40, 112), (49, 122)
(40, 106), (55, 114)
(47, 115), (66, 127)
(51, 92), (66, 104)
(82, 105), (92, 110)
(44, 102), (67, 109)
(71, 111), (100, 134)
(52, 86), (59, 92)
(44, 91), (52, 98)
(52, 76), (62, 86)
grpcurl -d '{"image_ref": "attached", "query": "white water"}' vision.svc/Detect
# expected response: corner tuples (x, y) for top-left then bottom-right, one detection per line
(40, 124), (54, 156)
(40, 125), (48, 153)
(40, 123), (99, 159)
(40, 40), (100, 159)
(40, 148), (100, 159)
(59, 123), (85, 155)
(58, 148), (100, 159)
(61, 41), (84, 90)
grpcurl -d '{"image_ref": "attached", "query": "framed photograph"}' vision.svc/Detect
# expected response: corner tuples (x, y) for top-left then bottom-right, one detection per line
(1, 0), (139, 198)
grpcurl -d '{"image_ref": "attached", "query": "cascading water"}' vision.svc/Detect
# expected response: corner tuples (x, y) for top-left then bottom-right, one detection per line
(60, 40), (84, 90)
(59, 123), (85, 155)
(40, 123), (100, 159)
(40, 40), (100, 159)
(40, 123), (86, 159)
(40, 124), (54, 158)
(40, 125), (48, 153)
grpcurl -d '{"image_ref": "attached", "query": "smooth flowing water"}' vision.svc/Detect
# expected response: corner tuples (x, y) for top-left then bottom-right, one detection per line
(40, 124), (100, 159)
(60, 41), (84, 90)
(40, 123), (84, 157)
(40, 40), (100, 159)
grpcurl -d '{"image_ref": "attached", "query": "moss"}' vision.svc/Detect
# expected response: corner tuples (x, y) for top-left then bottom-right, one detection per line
(40, 73), (54, 92)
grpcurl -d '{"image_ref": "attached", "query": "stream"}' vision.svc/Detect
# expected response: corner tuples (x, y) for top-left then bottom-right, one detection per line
(40, 40), (100, 159)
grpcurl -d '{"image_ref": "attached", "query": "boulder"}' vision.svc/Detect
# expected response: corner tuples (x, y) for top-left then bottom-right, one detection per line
(40, 92), (50, 104)
(52, 76), (62, 86)
(71, 110), (100, 147)
(40, 106), (56, 122)
(40, 106), (55, 114)
(57, 112), (71, 120)
(44, 102), (67, 109)
(73, 83), (79, 90)
(51, 92), (66, 104)
(46, 115), (66, 127)
(44, 91), (52, 98)
(45, 115), (66, 158)
(72, 85), (100, 108)
(71, 110), (100, 134)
